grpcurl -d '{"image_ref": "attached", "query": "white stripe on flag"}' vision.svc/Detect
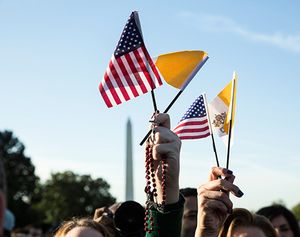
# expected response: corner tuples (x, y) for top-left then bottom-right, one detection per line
(129, 51), (152, 92)
(137, 47), (160, 88)
(100, 78), (118, 107)
(173, 124), (209, 133)
(112, 58), (135, 99)
(105, 67), (126, 103)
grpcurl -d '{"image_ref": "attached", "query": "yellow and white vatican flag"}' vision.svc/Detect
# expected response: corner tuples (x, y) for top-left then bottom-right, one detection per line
(209, 71), (237, 145)
(140, 50), (209, 146)
(153, 50), (208, 90)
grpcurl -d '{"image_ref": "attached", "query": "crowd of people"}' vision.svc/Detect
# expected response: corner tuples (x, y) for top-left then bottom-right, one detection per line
(0, 113), (299, 237)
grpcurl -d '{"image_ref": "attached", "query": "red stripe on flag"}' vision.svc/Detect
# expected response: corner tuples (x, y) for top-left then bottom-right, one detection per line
(99, 82), (113, 108)
(103, 72), (122, 106)
(177, 119), (208, 127)
(179, 132), (210, 140)
(142, 46), (162, 86)
(109, 60), (130, 102)
(175, 125), (210, 133)
(124, 53), (148, 94)
(116, 57), (139, 98)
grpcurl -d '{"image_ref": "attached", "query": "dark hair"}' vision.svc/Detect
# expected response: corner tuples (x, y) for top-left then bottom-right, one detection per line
(180, 187), (197, 198)
(256, 204), (300, 237)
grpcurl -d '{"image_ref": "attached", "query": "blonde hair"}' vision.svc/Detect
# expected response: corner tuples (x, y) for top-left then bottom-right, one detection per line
(218, 208), (277, 237)
(54, 217), (114, 237)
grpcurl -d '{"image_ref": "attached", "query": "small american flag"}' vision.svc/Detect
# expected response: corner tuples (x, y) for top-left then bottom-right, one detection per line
(173, 94), (210, 140)
(99, 11), (162, 108)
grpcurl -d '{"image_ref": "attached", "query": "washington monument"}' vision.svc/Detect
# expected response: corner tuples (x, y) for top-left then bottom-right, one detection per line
(125, 118), (134, 200)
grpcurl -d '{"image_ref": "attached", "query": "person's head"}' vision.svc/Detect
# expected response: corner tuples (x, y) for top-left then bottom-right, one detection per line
(180, 187), (198, 237)
(256, 204), (300, 237)
(11, 227), (29, 237)
(26, 224), (42, 237)
(94, 201), (145, 237)
(54, 218), (114, 237)
(218, 208), (277, 237)
(4, 209), (15, 237)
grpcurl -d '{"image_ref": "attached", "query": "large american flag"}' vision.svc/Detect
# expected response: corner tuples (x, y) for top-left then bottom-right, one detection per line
(99, 12), (162, 108)
(173, 95), (210, 140)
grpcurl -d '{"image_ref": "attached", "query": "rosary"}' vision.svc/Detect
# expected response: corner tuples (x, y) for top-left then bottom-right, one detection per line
(144, 117), (167, 233)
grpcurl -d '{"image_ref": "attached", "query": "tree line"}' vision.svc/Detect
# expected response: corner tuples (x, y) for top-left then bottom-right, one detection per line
(0, 130), (116, 227)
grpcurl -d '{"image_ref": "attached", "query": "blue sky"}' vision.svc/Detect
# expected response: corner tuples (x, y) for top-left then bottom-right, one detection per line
(0, 0), (300, 211)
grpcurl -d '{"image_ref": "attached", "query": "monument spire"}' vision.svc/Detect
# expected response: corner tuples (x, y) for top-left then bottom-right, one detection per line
(125, 118), (134, 200)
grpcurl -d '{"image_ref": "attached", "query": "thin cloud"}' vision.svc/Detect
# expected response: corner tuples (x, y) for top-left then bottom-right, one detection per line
(179, 11), (300, 53)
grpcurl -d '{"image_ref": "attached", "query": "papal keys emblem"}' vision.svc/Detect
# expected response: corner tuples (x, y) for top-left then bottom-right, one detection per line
(212, 112), (227, 133)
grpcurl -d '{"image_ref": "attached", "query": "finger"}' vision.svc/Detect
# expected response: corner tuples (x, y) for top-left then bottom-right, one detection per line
(198, 189), (233, 211)
(200, 198), (229, 215)
(153, 126), (179, 144)
(154, 113), (170, 129)
(209, 167), (235, 182)
(199, 179), (243, 198)
(152, 141), (181, 161)
(224, 174), (235, 183)
(93, 207), (106, 220)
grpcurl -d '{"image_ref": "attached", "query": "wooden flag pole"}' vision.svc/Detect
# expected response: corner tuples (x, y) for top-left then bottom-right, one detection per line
(226, 73), (236, 169)
(203, 93), (220, 167)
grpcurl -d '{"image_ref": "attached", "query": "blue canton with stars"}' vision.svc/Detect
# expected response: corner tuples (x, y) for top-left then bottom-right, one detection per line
(180, 95), (207, 121)
(114, 12), (144, 57)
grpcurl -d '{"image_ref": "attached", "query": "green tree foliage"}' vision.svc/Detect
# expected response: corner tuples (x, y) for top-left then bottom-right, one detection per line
(0, 130), (41, 227)
(0, 130), (116, 227)
(292, 203), (300, 220)
(35, 171), (116, 223)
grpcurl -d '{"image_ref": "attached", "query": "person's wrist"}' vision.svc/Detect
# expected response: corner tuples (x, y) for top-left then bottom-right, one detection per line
(156, 184), (179, 204)
(195, 227), (218, 237)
